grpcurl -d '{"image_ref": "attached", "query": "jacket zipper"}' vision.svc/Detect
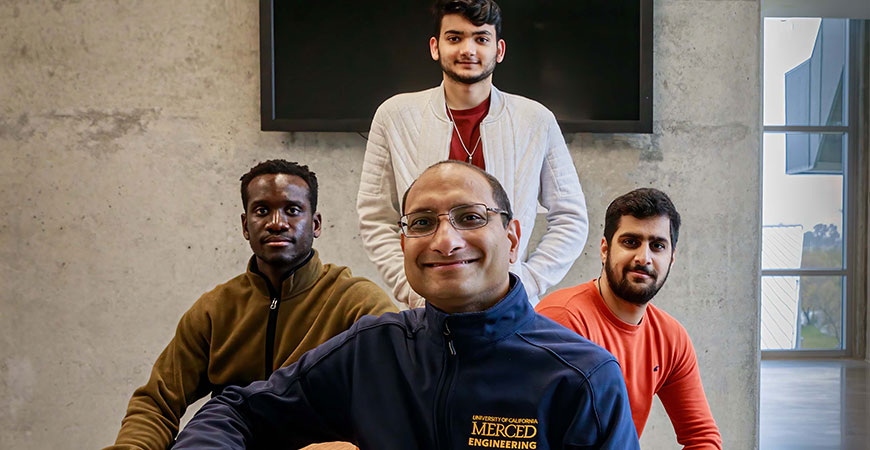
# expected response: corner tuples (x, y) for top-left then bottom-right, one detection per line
(434, 319), (457, 449)
(264, 294), (280, 378)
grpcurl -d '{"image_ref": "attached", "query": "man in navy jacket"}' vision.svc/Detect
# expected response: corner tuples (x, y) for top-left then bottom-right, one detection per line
(173, 162), (639, 449)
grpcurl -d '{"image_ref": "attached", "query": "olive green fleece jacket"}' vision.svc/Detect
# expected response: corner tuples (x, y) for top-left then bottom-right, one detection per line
(106, 251), (397, 449)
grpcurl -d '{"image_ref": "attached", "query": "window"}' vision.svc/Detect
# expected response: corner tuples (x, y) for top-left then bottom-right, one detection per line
(761, 18), (861, 355)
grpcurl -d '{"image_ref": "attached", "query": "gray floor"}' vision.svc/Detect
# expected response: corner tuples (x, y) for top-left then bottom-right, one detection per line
(760, 360), (870, 450)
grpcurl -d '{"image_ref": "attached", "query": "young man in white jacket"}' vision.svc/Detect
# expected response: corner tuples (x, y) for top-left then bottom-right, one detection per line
(357, 0), (588, 307)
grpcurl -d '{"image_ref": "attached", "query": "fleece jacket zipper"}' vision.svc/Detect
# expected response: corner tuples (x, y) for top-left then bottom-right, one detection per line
(264, 282), (281, 378)
(434, 319), (457, 449)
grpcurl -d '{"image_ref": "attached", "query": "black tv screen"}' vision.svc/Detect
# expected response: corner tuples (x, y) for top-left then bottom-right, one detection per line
(260, 0), (652, 133)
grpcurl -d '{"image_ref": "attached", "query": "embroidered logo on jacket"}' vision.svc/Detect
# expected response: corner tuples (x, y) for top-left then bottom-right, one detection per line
(468, 414), (538, 449)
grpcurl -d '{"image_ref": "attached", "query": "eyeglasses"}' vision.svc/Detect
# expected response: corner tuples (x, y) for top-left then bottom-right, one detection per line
(398, 203), (510, 238)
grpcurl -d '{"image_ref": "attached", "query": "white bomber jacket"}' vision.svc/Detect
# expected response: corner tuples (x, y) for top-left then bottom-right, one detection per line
(357, 84), (588, 307)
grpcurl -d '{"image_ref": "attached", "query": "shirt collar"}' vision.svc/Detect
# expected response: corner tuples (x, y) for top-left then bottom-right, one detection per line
(423, 273), (534, 354)
(430, 82), (505, 123)
(246, 250), (322, 300)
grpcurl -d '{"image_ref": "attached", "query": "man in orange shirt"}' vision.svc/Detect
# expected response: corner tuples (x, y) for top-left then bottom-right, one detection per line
(536, 188), (722, 449)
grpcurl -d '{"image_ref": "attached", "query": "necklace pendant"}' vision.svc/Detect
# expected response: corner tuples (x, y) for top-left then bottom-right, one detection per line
(467, 155), (473, 164)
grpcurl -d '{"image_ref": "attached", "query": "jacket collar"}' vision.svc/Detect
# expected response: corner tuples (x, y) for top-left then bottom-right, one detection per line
(423, 273), (534, 354)
(429, 82), (506, 124)
(245, 250), (322, 300)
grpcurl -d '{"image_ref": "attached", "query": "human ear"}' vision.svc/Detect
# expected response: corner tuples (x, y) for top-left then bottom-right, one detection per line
(312, 212), (322, 238)
(430, 36), (440, 61)
(507, 219), (520, 264)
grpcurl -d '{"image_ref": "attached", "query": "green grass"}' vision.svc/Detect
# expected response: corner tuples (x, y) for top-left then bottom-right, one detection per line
(800, 324), (840, 349)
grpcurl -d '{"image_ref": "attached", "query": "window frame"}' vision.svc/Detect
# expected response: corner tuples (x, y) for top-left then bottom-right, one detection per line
(761, 19), (863, 359)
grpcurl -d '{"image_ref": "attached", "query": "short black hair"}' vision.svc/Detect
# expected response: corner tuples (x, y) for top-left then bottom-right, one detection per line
(604, 188), (681, 249)
(432, 0), (503, 40)
(402, 160), (512, 227)
(239, 160), (318, 212)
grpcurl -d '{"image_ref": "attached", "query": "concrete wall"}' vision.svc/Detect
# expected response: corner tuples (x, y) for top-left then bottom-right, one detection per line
(0, 1), (760, 448)
(856, 20), (870, 362)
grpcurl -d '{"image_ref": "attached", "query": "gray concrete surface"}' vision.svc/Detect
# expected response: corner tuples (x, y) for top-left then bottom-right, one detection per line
(863, 21), (870, 365)
(0, 1), (760, 448)
(864, 23), (870, 365)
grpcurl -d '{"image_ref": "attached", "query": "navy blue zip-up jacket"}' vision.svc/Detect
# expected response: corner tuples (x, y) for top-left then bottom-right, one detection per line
(173, 276), (639, 449)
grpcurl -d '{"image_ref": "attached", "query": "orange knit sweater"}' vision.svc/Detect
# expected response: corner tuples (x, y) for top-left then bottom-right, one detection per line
(537, 280), (722, 449)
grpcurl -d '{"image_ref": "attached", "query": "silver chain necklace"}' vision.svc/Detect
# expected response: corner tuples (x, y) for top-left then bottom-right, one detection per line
(446, 103), (483, 164)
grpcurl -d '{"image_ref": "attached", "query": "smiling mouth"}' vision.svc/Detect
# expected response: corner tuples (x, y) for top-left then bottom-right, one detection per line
(423, 259), (478, 268)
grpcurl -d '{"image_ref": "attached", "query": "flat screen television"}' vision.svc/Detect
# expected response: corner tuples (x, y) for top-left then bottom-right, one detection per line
(260, 0), (652, 133)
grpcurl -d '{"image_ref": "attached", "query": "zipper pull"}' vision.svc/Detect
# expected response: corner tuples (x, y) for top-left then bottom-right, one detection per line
(443, 320), (456, 356)
(270, 298), (278, 310)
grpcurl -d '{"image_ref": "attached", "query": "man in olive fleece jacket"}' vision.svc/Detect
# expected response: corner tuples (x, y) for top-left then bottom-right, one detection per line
(106, 160), (396, 449)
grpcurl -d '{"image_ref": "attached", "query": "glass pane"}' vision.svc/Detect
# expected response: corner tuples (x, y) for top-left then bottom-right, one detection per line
(762, 133), (844, 270)
(761, 276), (844, 350)
(763, 18), (848, 126)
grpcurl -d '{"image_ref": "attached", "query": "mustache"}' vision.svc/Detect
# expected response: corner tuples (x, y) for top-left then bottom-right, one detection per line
(625, 264), (656, 277)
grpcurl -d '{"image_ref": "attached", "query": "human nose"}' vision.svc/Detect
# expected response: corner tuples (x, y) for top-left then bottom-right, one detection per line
(634, 245), (652, 265)
(460, 39), (476, 56)
(265, 210), (290, 232)
(429, 216), (465, 255)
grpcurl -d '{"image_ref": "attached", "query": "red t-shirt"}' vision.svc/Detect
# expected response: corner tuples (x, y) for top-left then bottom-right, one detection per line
(447, 96), (490, 169)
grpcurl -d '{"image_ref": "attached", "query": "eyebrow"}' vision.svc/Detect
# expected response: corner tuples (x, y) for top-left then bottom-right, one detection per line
(405, 208), (435, 215)
(619, 232), (670, 244)
(444, 29), (493, 37)
(249, 199), (306, 207)
(405, 202), (477, 215)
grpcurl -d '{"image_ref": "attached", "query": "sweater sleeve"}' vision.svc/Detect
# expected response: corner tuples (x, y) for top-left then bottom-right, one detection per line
(356, 106), (425, 308)
(564, 360), (640, 449)
(657, 330), (722, 449)
(341, 279), (399, 324)
(519, 113), (588, 299)
(535, 304), (590, 337)
(107, 301), (213, 450)
(172, 331), (355, 449)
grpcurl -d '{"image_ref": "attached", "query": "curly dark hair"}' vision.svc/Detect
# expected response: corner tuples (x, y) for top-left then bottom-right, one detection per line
(604, 188), (681, 249)
(432, 0), (503, 40)
(239, 160), (318, 212)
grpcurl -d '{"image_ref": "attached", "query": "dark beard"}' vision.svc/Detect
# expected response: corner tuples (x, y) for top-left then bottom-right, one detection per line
(440, 58), (496, 85)
(604, 252), (670, 306)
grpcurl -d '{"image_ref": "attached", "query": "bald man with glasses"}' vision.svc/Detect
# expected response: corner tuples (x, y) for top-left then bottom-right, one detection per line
(173, 161), (638, 450)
